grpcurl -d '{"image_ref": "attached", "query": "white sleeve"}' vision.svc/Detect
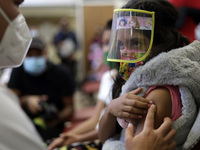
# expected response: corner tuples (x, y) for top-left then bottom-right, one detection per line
(0, 86), (46, 150)
(97, 70), (117, 106)
(95, 69), (118, 130)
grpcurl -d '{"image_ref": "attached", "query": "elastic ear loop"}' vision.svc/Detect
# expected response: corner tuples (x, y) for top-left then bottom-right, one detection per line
(0, 7), (11, 24)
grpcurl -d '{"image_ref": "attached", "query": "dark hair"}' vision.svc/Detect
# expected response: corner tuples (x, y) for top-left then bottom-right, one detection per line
(29, 37), (46, 51)
(104, 19), (113, 31)
(112, 0), (190, 99)
(122, 0), (190, 58)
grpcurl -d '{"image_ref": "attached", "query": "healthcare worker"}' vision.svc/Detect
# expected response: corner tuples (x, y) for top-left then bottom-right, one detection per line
(0, 0), (175, 150)
(0, 0), (47, 149)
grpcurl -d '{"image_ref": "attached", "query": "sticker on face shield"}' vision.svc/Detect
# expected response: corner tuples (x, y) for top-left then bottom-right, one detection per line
(117, 16), (153, 30)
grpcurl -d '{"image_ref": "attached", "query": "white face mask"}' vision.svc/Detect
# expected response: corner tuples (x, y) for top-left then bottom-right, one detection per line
(0, 7), (32, 69)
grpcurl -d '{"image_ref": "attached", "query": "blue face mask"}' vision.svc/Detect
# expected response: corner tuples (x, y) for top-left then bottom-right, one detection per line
(23, 56), (47, 76)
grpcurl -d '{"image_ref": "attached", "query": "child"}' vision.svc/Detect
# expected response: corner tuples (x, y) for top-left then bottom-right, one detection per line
(98, 0), (200, 150)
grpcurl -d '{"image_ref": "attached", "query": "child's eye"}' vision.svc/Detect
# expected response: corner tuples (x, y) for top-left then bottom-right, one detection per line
(118, 40), (125, 49)
(129, 39), (141, 49)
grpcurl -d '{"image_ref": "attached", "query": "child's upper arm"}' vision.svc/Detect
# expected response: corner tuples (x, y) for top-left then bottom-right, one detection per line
(135, 87), (172, 135)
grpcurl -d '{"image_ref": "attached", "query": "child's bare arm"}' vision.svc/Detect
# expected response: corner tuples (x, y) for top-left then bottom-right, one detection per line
(135, 87), (172, 136)
(99, 87), (150, 143)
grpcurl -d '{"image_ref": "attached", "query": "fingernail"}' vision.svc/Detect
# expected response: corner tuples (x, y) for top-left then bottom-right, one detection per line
(149, 101), (153, 104)
(151, 104), (156, 109)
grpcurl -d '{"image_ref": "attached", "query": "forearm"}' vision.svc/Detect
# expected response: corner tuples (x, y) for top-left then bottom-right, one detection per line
(58, 106), (74, 122)
(49, 106), (74, 127)
(98, 107), (117, 143)
(68, 117), (98, 135)
(58, 96), (74, 122)
(78, 130), (99, 142)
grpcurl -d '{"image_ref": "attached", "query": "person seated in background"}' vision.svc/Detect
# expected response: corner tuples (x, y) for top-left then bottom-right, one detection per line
(48, 19), (117, 150)
(81, 24), (110, 101)
(7, 37), (76, 141)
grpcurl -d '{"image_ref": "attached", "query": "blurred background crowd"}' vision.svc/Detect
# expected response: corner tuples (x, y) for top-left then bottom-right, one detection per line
(0, 0), (120, 109)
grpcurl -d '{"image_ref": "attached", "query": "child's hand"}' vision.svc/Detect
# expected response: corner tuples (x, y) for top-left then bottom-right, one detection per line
(48, 136), (65, 150)
(108, 87), (152, 121)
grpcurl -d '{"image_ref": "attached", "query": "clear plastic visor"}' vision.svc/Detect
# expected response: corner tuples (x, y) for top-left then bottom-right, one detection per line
(108, 9), (155, 63)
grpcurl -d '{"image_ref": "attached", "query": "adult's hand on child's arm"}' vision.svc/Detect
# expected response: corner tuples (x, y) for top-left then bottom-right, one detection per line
(125, 104), (176, 150)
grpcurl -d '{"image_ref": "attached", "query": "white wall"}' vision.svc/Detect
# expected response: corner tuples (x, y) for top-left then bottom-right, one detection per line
(21, 0), (75, 7)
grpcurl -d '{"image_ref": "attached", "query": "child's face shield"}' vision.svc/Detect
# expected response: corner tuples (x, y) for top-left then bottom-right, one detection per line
(108, 9), (155, 63)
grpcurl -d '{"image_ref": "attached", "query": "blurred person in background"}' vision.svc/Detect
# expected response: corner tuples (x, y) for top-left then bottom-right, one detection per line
(48, 19), (115, 150)
(87, 25), (109, 83)
(81, 24), (110, 101)
(53, 17), (78, 77)
(87, 24), (106, 82)
(169, 0), (200, 42)
(7, 37), (76, 141)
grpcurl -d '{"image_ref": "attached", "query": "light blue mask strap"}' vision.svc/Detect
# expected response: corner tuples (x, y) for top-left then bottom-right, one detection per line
(0, 7), (11, 24)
